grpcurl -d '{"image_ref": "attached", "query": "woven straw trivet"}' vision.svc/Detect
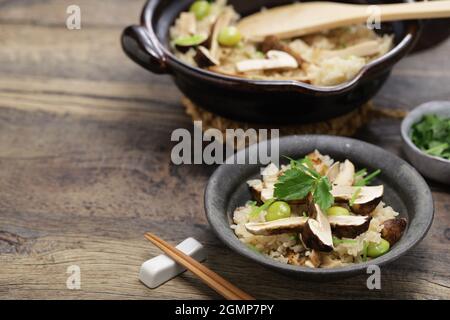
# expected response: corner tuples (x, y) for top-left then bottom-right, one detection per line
(182, 97), (406, 148)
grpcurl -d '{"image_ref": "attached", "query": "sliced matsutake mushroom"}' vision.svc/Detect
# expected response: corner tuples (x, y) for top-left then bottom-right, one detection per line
(209, 9), (234, 59)
(247, 179), (264, 204)
(245, 217), (308, 236)
(235, 50), (298, 73)
(301, 195), (334, 252)
(318, 41), (381, 60)
(326, 162), (340, 184)
(261, 36), (303, 65)
(194, 46), (220, 67)
(351, 198), (381, 216)
(332, 185), (383, 215)
(328, 215), (371, 238)
(381, 218), (407, 246)
(332, 160), (355, 186)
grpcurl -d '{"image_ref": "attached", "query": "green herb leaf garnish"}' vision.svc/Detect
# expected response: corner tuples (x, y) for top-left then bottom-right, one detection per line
(274, 157), (334, 211)
(314, 177), (334, 211)
(273, 168), (315, 201)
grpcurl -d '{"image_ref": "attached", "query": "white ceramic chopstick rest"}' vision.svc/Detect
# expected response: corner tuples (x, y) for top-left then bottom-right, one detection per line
(139, 237), (206, 289)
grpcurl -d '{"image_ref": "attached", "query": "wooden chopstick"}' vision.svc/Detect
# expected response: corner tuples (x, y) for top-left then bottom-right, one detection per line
(144, 232), (255, 300)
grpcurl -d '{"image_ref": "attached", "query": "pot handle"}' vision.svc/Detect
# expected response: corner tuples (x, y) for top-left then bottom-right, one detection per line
(121, 25), (169, 74)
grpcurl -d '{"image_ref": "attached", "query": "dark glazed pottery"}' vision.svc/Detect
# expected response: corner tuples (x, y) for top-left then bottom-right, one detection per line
(122, 0), (421, 124)
(204, 135), (434, 280)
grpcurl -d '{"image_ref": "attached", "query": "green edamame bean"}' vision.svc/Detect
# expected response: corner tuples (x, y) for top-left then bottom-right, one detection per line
(189, 1), (211, 20)
(367, 239), (390, 258)
(218, 26), (242, 46)
(265, 201), (291, 221)
(326, 206), (350, 216)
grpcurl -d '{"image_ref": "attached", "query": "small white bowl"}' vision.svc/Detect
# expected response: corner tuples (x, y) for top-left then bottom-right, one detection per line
(401, 101), (450, 185)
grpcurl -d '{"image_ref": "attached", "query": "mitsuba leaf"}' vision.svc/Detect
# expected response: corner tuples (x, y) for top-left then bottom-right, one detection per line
(314, 177), (333, 210)
(274, 168), (315, 201)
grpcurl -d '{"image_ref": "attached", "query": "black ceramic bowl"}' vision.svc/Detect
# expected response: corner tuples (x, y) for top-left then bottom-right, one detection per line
(122, 0), (421, 124)
(204, 135), (434, 280)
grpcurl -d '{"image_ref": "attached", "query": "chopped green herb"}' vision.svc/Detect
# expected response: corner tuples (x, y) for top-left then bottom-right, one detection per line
(411, 114), (450, 160)
(354, 168), (367, 177)
(354, 169), (381, 186)
(249, 198), (275, 218)
(349, 187), (362, 206)
(426, 142), (449, 156)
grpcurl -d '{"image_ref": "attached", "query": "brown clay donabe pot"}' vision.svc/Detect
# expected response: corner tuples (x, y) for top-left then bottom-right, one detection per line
(122, 0), (421, 124)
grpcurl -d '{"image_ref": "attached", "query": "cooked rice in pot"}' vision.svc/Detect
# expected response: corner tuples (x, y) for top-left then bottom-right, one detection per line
(170, 1), (393, 86)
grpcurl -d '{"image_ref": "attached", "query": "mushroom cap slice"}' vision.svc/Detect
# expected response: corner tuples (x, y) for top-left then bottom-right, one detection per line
(332, 185), (383, 205)
(301, 219), (334, 252)
(328, 215), (371, 238)
(351, 197), (382, 216)
(245, 217), (308, 236)
(325, 162), (340, 184)
(194, 46), (220, 68)
(381, 218), (407, 246)
(261, 35), (303, 65)
(209, 9), (234, 58)
(235, 50), (298, 73)
(248, 182), (305, 205)
(332, 185), (383, 216)
(332, 160), (355, 186)
(301, 201), (333, 252)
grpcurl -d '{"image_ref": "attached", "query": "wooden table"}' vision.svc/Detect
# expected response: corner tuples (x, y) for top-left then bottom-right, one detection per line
(0, 0), (449, 300)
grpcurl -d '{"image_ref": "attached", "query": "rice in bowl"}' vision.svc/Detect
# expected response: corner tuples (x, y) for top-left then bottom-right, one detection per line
(230, 150), (407, 269)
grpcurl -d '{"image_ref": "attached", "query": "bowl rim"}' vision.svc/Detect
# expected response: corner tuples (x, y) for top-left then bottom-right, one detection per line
(204, 135), (434, 276)
(141, 0), (422, 94)
(401, 101), (450, 165)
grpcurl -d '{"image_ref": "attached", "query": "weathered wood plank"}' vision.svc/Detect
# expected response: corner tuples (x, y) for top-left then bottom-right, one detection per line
(0, 93), (448, 299)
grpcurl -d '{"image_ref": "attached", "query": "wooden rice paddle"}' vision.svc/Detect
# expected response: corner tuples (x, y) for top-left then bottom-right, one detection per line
(237, 1), (450, 41)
